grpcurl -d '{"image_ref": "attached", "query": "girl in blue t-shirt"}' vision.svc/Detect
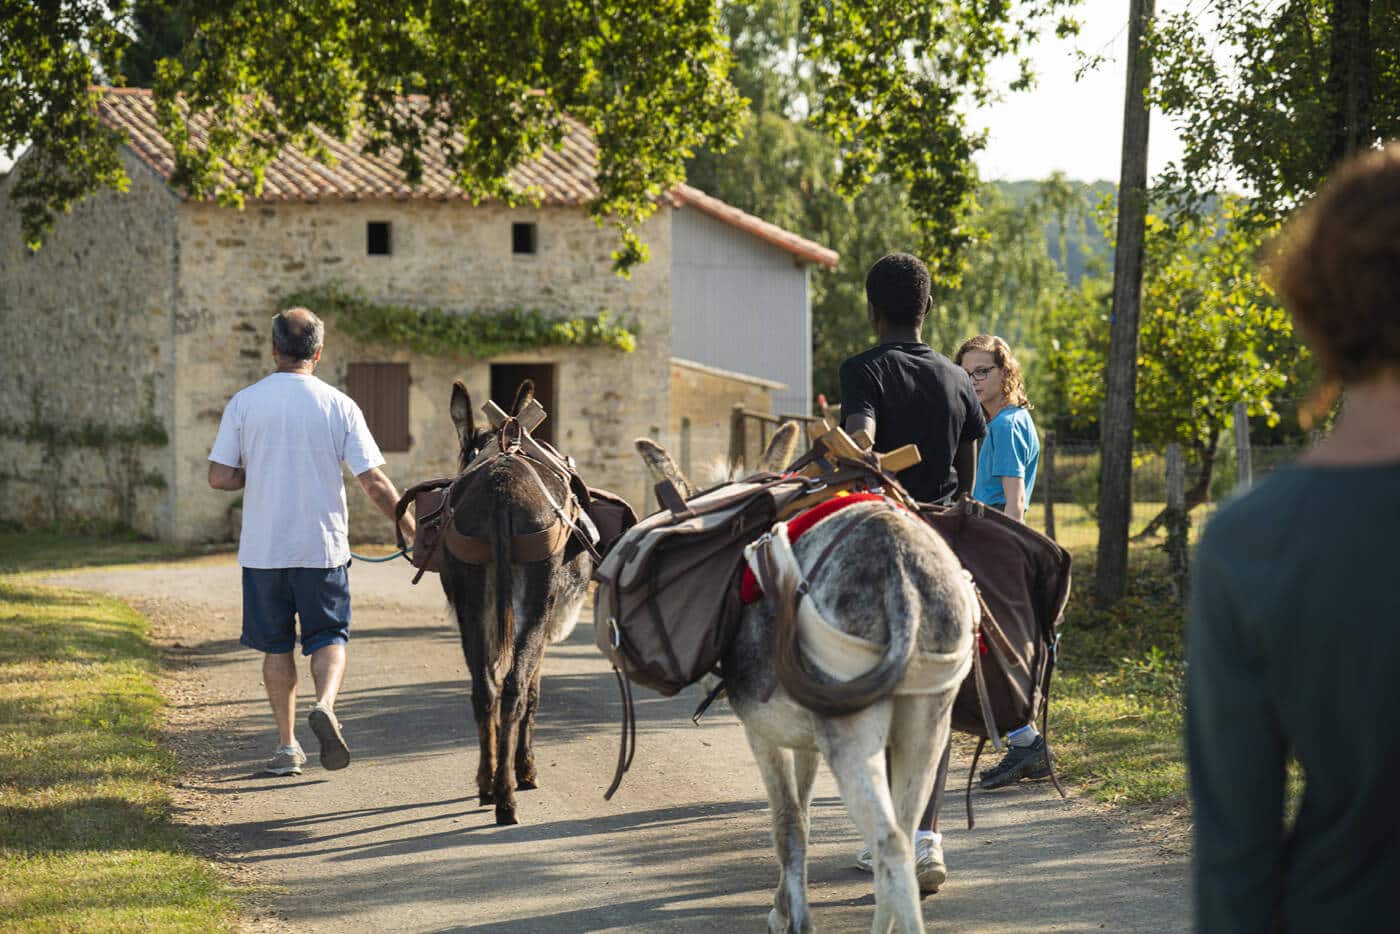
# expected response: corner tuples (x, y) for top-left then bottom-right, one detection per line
(954, 334), (1040, 523)
(952, 334), (1051, 788)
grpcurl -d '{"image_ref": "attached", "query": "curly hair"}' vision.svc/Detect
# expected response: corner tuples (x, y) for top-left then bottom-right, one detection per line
(954, 334), (1032, 410)
(1267, 143), (1400, 422)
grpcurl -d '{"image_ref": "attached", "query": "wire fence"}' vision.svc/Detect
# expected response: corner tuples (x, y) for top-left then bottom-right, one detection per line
(1035, 438), (1306, 543)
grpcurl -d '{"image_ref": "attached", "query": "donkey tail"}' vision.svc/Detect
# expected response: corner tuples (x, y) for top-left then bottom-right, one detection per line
(492, 506), (515, 657)
(756, 514), (917, 717)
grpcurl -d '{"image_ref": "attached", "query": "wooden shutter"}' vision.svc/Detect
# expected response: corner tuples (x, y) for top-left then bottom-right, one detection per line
(346, 363), (411, 452)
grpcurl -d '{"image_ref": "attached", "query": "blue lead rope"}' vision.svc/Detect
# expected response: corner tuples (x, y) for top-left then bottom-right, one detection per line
(349, 548), (413, 563)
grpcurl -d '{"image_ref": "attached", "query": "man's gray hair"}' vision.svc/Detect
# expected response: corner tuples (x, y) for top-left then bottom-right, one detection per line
(272, 307), (325, 361)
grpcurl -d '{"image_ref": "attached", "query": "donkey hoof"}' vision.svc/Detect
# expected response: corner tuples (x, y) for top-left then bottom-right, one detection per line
(516, 774), (539, 790)
(495, 806), (519, 826)
(477, 792), (494, 807)
(766, 908), (788, 933)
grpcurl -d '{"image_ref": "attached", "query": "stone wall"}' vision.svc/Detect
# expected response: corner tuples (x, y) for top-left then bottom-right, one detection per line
(667, 358), (779, 488)
(174, 198), (672, 544)
(0, 151), (179, 536)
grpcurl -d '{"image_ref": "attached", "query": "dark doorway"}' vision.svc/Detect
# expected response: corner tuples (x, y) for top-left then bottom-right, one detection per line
(490, 363), (557, 445)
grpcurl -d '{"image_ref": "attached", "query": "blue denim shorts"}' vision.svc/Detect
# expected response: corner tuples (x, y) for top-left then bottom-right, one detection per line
(241, 565), (351, 656)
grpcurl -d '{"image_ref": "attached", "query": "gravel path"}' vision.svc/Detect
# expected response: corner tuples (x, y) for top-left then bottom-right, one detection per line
(49, 557), (1188, 933)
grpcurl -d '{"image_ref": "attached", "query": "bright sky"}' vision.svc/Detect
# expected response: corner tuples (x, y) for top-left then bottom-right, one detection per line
(2, 0), (1189, 184)
(971, 0), (1189, 183)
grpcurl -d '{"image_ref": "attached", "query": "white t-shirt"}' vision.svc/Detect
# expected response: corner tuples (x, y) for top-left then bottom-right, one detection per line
(209, 372), (385, 569)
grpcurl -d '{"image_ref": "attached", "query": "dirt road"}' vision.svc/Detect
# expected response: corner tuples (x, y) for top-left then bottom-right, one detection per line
(51, 557), (1187, 933)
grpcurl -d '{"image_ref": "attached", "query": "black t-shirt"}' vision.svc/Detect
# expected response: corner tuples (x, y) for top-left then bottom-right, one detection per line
(838, 342), (986, 503)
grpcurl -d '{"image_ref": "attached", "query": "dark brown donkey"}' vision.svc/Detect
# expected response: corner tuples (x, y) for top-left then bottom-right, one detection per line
(440, 379), (592, 825)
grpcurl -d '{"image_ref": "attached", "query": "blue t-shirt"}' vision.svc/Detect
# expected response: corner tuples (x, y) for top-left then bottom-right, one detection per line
(972, 406), (1039, 505)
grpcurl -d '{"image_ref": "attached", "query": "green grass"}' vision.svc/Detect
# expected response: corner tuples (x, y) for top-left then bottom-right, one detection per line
(1028, 504), (1190, 806)
(0, 578), (239, 931)
(0, 526), (222, 576)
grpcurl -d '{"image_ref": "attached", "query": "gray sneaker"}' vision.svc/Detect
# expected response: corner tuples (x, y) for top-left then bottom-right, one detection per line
(263, 745), (306, 776)
(308, 703), (350, 771)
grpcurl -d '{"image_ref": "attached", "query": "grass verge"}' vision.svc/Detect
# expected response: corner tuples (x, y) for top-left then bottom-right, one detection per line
(0, 526), (221, 576)
(0, 577), (239, 932)
(1035, 505), (1188, 807)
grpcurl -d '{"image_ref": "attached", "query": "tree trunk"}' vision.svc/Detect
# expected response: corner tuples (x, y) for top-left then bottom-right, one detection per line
(1325, 0), (1374, 164)
(1133, 433), (1220, 539)
(1094, 0), (1156, 607)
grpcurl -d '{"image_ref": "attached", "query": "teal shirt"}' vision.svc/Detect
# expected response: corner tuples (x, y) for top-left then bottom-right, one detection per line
(1187, 463), (1400, 933)
(972, 406), (1039, 505)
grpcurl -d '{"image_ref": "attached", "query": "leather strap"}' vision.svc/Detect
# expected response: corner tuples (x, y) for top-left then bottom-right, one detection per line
(443, 495), (580, 564)
(966, 736), (988, 829)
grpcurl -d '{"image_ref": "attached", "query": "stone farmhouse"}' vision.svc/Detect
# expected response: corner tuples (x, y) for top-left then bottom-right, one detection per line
(0, 89), (836, 543)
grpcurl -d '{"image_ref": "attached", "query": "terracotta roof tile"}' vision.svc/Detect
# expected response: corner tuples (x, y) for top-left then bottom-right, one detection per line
(97, 88), (837, 267)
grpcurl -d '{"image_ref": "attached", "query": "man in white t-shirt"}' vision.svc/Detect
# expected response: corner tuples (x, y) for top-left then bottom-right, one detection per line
(208, 307), (414, 777)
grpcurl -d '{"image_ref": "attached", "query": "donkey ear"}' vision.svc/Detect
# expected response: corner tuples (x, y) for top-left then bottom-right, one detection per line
(757, 421), (801, 474)
(450, 380), (476, 448)
(511, 379), (536, 416)
(635, 437), (696, 499)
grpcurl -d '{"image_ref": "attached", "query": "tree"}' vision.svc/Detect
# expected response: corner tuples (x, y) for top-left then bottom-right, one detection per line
(4, 0), (1081, 280)
(2, 0), (747, 268)
(1152, 0), (1400, 225)
(926, 177), (1082, 354)
(684, 1), (1091, 405)
(1040, 201), (1307, 531)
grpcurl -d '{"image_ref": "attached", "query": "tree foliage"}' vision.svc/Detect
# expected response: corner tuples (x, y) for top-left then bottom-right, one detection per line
(5, 0), (1080, 280)
(3, 0), (746, 269)
(1152, 0), (1400, 224)
(1039, 200), (1309, 516)
(685, 0), (1089, 405)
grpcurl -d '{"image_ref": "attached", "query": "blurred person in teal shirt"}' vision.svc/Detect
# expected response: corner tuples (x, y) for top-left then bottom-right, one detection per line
(1187, 144), (1400, 933)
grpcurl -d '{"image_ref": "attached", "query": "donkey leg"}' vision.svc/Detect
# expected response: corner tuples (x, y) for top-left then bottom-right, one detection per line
(470, 678), (500, 806)
(816, 707), (922, 934)
(515, 659), (543, 789)
(493, 662), (533, 825)
(744, 732), (813, 934)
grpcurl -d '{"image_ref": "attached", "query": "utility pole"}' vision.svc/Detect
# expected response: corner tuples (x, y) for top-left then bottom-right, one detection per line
(1095, 0), (1155, 607)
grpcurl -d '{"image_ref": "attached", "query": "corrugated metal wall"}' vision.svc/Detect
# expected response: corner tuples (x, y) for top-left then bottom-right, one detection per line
(670, 209), (812, 417)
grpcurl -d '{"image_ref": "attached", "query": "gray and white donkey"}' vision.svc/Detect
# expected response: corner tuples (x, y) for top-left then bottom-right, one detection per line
(637, 426), (976, 934)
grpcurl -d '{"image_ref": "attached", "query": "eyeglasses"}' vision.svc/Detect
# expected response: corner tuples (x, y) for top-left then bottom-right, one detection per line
(966, 365), (999, 382)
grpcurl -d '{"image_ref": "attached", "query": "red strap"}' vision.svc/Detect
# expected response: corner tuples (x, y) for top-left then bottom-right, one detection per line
(739, 492), (891, 603)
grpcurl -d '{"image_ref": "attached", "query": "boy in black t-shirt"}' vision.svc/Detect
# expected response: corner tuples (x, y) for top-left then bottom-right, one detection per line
(840, 252), (985, 893)
(839, 253), (986, 503)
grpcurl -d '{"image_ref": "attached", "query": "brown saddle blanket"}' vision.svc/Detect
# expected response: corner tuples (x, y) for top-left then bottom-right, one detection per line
(920, 500), (1073, 738)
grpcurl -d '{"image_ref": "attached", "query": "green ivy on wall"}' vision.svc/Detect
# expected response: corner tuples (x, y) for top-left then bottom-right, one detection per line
(286, 285), (639, 359)
(0, 414), (169, 450)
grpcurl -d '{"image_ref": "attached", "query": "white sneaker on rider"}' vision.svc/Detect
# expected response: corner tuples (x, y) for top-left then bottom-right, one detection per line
(855, 838), (947, 891)
(915, 836), (947, 892)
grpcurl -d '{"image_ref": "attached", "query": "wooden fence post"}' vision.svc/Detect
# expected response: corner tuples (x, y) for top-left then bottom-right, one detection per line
(1165, 442), (1189, 601)
(728, 404), (746, 474)
(1043, 430), (1057, 541)
(1233, 402), (1252, 492)
(680, 416), (692, 478)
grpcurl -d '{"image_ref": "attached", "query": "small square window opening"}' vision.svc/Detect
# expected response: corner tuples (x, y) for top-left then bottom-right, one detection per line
(367, 222), (392, 255)
(512, 222), (538, 255)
